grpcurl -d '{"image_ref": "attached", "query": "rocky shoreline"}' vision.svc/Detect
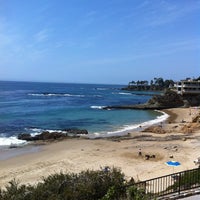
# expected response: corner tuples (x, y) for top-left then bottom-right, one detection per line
(104, 90), (200, 110)
(18, 128), (88, 142)
(103, 104), (175, 110)
(17, 90), (200, 143)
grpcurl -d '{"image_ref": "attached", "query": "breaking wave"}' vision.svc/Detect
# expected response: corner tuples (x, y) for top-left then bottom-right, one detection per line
(28, 93), (85, 97)
(90, 105), (106, 110)
(88, 110), (169, 138)
(0, 136), (27, 147)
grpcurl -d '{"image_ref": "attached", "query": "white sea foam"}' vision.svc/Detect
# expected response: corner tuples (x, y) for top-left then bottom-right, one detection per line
(95, 88), (108, 90)
(63, 94), (85, 97)
(27, 128), (65, 137)
(30, 130), (43, 137)
(29, 128), (42, 132)
(93, 95), (102, 98)
(24, 128), (42, 136)
(46, 129), (64, 133)
(0, 136), (27, 146)
(90, 105), (106, 110)
(28, 93), (44, 96)
(88, 110), (169, 138)
(28, 93), (85, 97)
(118, 92), (132, 95)
(28, 128), (68, 137)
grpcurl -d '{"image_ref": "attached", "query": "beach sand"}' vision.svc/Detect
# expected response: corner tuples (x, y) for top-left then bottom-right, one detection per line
(0, 107), (200, 188)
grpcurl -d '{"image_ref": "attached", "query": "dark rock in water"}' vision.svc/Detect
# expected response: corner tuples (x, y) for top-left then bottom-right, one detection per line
(63, 128), (88, 135)
(9, 144), (20, 148)
(18, 131), (67, 141)
(18, 128), (88, 142)
(18, 133), (32, 141)
(34, 131), (66, 140)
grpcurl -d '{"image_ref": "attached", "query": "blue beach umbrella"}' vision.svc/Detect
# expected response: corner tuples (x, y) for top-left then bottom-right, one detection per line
(166, 161), (181, 173)
(166, 161), (181, 167)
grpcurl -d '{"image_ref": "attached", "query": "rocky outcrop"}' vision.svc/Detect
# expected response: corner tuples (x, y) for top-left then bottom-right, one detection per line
(146, 90), (184, 108)
(18, 131), (67, 141)
(18, 128), (88, 141)
(142, 126), (166, 134)
(192, 115), (200, 123)
(183, 95), (200, 107)
(18, 133), (33, 141)
(104, 90), (184, 110)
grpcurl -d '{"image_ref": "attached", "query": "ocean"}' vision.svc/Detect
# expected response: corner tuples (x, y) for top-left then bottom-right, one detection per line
(0, 81), (168, 147)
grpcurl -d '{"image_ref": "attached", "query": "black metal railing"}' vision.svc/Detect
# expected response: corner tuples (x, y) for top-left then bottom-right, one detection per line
(131, 167), (200, 199)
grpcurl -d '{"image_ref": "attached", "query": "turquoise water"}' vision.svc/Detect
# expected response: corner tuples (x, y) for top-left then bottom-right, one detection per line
(0, 81), (165, 145)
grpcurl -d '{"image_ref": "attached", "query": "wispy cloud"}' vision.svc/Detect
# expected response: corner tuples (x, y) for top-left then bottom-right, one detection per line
(0, 22), (50, 64)
(0, 18), (14, 46)
(0, 32), (13, 47)
(147, 0), (200, 27)
(119, 0), (200, 29)
(0, 18), (20, 61)
(77, 10), (98, 28)
(85, 10), (97, 18)
(79, 38), (200, 66)
(34, 29), (49, 43)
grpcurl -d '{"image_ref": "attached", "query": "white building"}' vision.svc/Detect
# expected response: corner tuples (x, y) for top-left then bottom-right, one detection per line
(174, 79), (200, 95)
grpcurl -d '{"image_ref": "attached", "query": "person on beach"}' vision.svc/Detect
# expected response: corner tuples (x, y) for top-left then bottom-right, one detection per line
(138, 148), (142, 156)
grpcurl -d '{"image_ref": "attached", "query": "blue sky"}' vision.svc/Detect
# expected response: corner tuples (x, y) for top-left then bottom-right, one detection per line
(0, 0), (199, 84)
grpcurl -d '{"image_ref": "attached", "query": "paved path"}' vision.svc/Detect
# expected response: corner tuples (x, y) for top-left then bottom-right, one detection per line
(159, 189), (200, 199)
(181, 195), (200, 200)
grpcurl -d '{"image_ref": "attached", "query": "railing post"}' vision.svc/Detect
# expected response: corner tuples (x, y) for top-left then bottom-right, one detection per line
(178, 172), (181, 195)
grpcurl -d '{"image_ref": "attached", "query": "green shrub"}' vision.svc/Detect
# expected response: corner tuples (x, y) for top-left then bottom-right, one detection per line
(127, 185), (148, 200)
(0, 180), (34, 200)
(101, 186), (117, 200)
(0, 167), (126, 200)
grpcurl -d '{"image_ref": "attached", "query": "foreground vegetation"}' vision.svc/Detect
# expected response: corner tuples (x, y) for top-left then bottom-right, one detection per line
(0, 167), (148, 200)
(1, 167), (199, 199)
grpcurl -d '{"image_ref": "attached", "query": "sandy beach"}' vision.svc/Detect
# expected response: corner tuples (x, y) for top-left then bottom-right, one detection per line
(0, 107), (200, 188)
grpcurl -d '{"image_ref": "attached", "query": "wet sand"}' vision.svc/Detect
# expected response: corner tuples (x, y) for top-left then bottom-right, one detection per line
(0, 107), (199, 188)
